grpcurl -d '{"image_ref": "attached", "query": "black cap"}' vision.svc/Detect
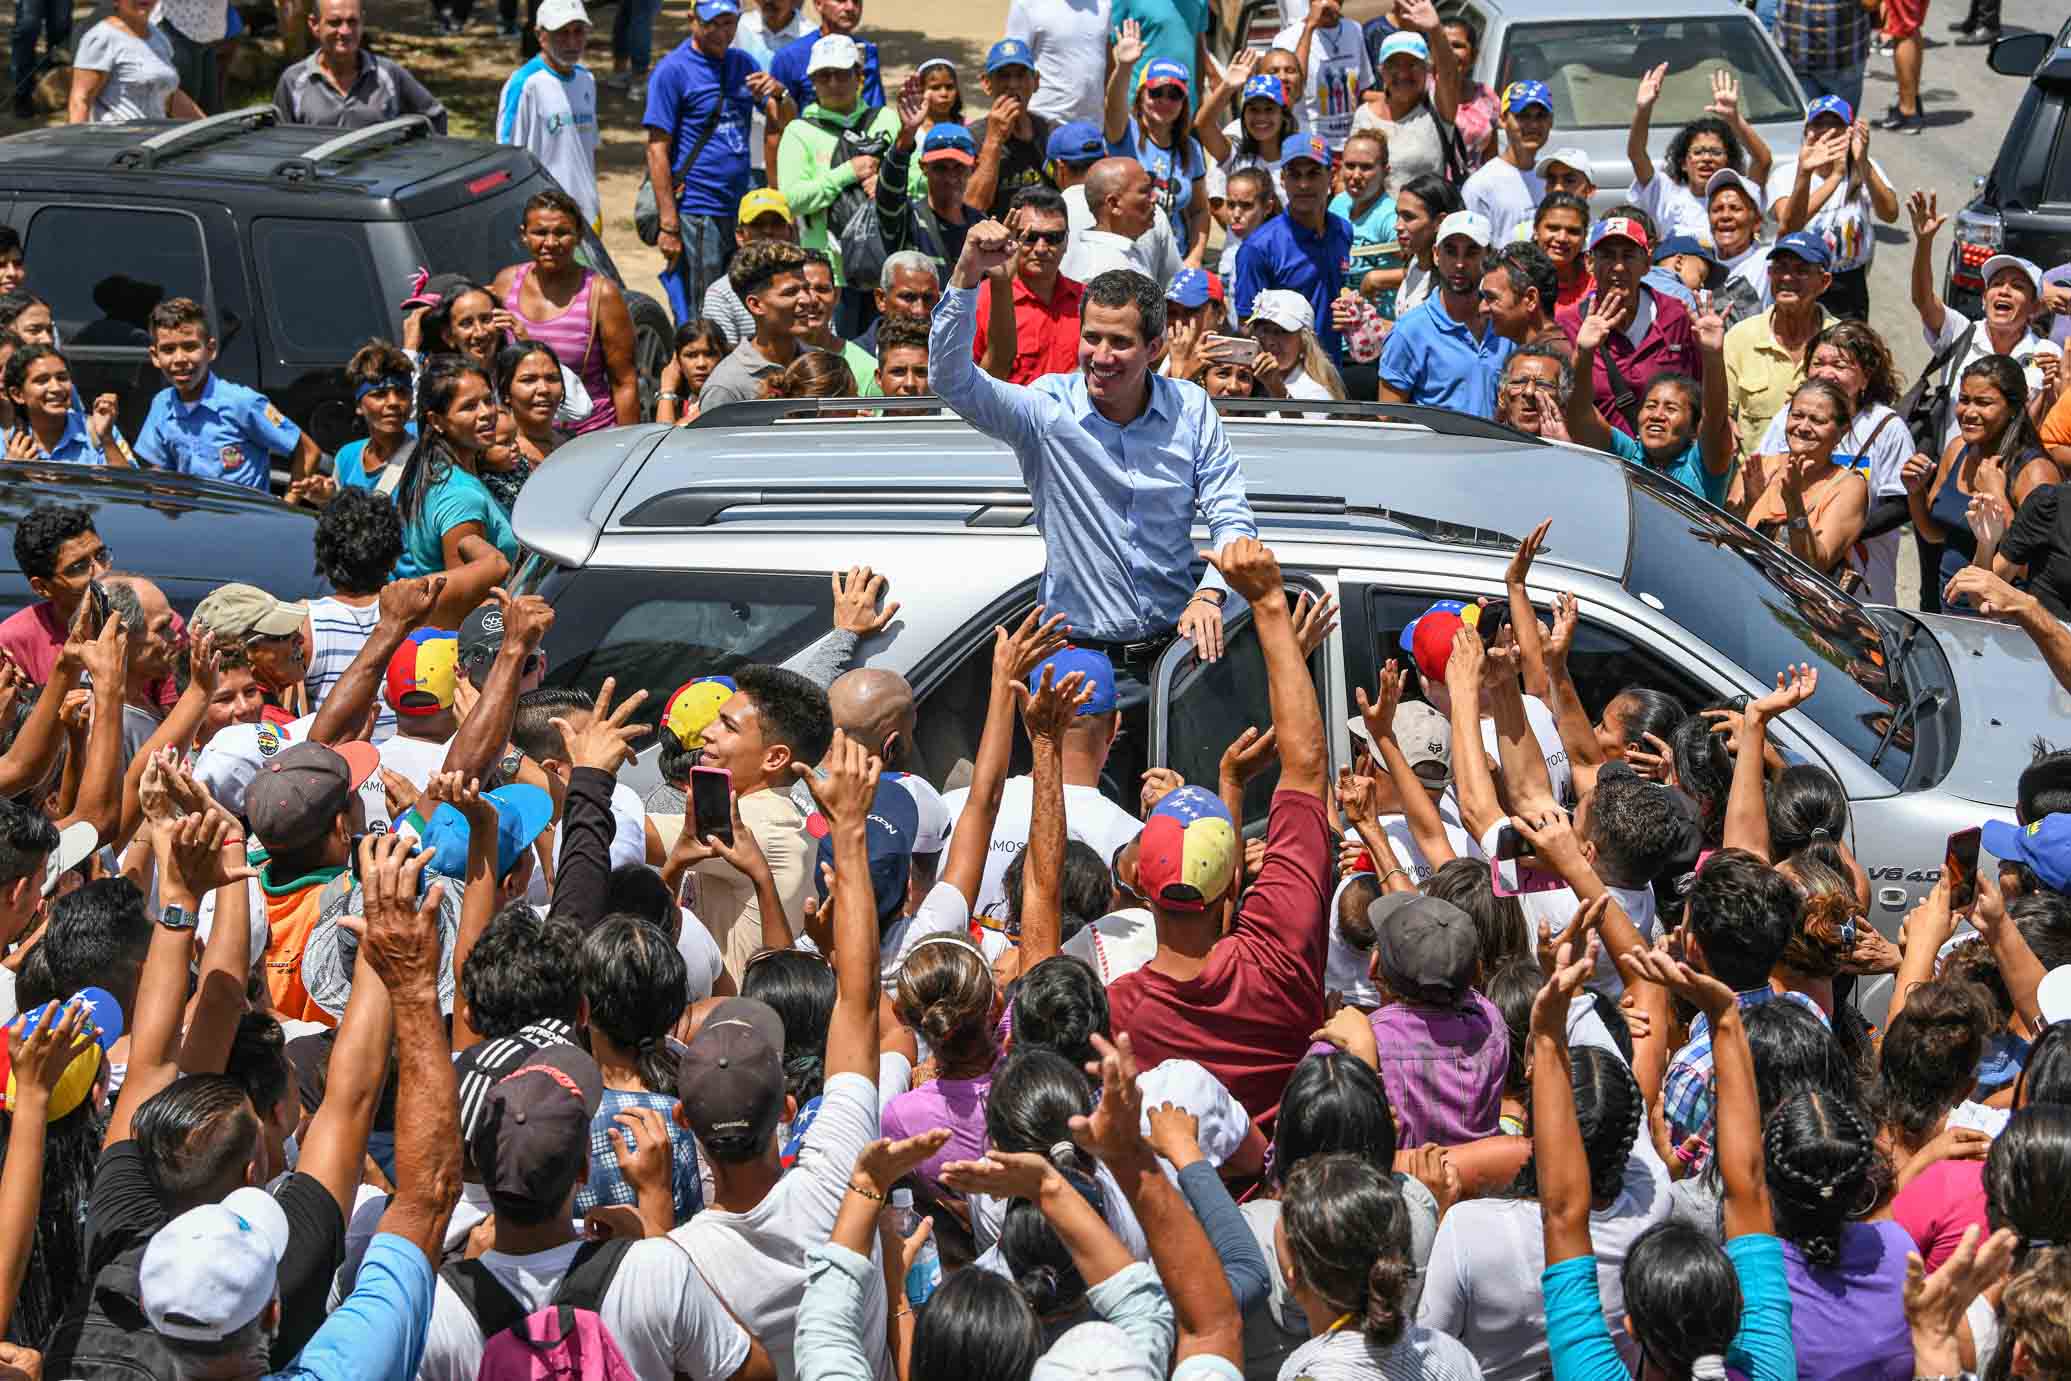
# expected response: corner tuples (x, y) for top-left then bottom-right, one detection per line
(1369, 893), (1479, 1003)
(455, 1019), (577, 1143)
(458, 602), (506, 670)
(677, 997), (786, 1154)
(468, 1042), (603, 1216)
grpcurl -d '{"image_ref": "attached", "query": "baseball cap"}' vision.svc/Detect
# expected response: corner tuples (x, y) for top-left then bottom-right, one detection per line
(663, 675), (737, 752)
(456, 602), (508, 670)
(1061, 907), (1158, 984)
(1398, 599), (1501, 683)
(192, 716), (308, 818)
(535, 0), (589, 30)
(1653, 233), (1717, 265)
(1031, 1322), (1165, 1381)
(453, 1018), (577, 1141)
(1378, 30), (1429, 64)
(1241, 73), (1289, 108)
(139, 1187), (291, 1343)
(986, 37), (1035, 74)
(887, 770), (951, 854)
(693, 0), (739, 17)
(2039, 965), (2071, 1026)
(1369, 892), (1478, 1003)
(384, 628), (459, 717)
(738, 187), (793, 225)
(0, 985), (123, 1120)
(1587, 216), (1649, 254)
(1282, 130), (1331, 169)
(42, 819), (98, 897)
(192, 583), (307, 641)
(245, 740), (379, 852)
(1980, 254), (2043, 296)
(921, 123), (978, 166)
(1533, 146), (1593, 183)
(1805, 93), (1852, 124)
(1028, 647), (1118, 716)
(1436, 210), (1492, 249)
(1136, 785), (1237, 911)
(416, 784), (554, 883)
(1140, 58), (1190, 91)
(469, 1043), (603, 1215)
(1248, 287), (1314, 334)
(1984, 815), (2071, 893)
(1046, 120), (1105, 166)
(401, 269), (473, 313)
(813, 777), (921, 923)
(1167, 267), (1212, 309)
(1771, 230), (1834, 269)
(677, 997), (787, 1152)
(1347, 702), (1452, 784)
(808, 32), (862, 73)
(1504, 80), (1552, 113)
(1702, 168), (1763, 208)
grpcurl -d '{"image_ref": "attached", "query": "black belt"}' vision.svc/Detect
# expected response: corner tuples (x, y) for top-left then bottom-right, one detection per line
(1076, 631), (1174, 664)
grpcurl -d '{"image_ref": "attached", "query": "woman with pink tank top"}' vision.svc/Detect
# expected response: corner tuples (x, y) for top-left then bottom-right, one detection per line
(492, 188), (640, 434)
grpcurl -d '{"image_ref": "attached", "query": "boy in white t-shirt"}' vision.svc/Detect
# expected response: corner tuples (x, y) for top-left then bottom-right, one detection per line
(1460, 79), (1552, 245)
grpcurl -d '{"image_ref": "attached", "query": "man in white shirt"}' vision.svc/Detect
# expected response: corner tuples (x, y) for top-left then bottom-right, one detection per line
(1273, 0), (1368, 151)
(941, 647), (1143, 920)
(1005, 0), (1109, 125)
(1060, 155), (1176, 289)
(1054, 125), (1183, 285)
(1460, 79), (1551, 245)
(497, 0), (601, 227)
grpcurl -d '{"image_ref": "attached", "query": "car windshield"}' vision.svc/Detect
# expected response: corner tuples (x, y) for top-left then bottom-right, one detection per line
(1621, 470), (1919, 786)
(409, 176), (617, 286)
(1495, 18), (1801, 130)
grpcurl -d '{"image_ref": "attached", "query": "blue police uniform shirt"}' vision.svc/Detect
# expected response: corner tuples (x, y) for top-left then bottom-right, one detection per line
(1377, 291), (1513, 415)
(768, 28), (883, 112)
(135, 372), (302, 489)
(4, 407), (106, 465)
(1233, 209), (1356, 361)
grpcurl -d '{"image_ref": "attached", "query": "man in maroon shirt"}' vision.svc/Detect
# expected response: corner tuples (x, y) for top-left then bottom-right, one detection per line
(1554, 215), (1699, 439)
(0, 504), (112, 687)
(1106, 536), (1331, 1129)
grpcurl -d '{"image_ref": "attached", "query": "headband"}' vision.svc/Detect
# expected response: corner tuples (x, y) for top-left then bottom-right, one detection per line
(356, 373), (412, 403)
(907, 933), (991, 969)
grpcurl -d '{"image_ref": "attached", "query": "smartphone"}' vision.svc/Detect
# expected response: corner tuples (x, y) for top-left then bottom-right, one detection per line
(689, 765), (734, 848)
(346, 831), (371, 882)
(1476, 600), (1510, 643)
(1944, 825), (1983, 910)
(1202, 334), (1260, 366)
(86, 581), (109, 631)
(1493, 824), (1532, 861)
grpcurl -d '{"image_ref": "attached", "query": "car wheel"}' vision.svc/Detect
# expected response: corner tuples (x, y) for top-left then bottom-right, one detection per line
(626, 290), (673, 423)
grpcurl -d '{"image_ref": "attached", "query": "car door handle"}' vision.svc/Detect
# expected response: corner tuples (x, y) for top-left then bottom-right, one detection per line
(1877, 886), (1910, 911)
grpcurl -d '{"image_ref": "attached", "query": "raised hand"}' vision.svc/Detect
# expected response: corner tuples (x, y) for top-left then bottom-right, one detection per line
(956, 218), (1017, 286)
(1391, 0), (1440, 33)
(1198, 536), (1285, 604)
(1336, 764), (1378, 826)
(1292, 590), (1340, 656)
(832, 566), (901, 636)
(797, 728), (883, 831)
(1907, 189), (1947, 242)
(1545, 592), (1579, 669)
(1904, 1225), (2019, 1373)
(424, 770), (495, 834)
(896, 71), (928, 137)
(1445, 624), (1486, 703)
(76, 603), (128, 689)
(939, 1148), (1061, 1202)
(993, 606), (1072, 688)
(7, 997), (100, 1107)
(1942, 565), (2033, 620)
(1748, 662), (1817, 721)
(1220, 724), (1279, 785)
(493, 585), (556, 652)
(1355, 657), (1407, 749)
(1617, 943), (1738, 1024)
(1016, 666), (1093, 742)
(1636, 62), (1667, 111)
(1222, 47), (1259, 91)
(1531, 934), (1599, 1039)
(153, 810), (258, 901)
(1505, 518), (1552, 591)
(1690, 289), (1727, 354)
(1139, 766), (1183, 816)
(86, 392), (120, 448)
(1069, 1032), (1151, 1166)
(607, 1104), (676, 1204)
(855, 1128), (955, 1197)
(1705, 68), (1742, 121)
(550, 676), (651, 776)
(344, 833), (446, 996)
(377, 574), (446, 633)
(1573, 288), (1626, 353)
(1110, 17), (1145, 67)
(1145, 1101), (1204, 1169)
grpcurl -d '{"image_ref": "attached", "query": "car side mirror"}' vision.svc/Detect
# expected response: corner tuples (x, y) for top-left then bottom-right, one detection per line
(1988, 31), (2050, 78)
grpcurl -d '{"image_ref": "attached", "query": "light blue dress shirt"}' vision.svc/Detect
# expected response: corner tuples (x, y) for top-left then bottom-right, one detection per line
(930, 285), (1258, 643)
(3, 406), (105, 465)
(135, 370), (302, 489)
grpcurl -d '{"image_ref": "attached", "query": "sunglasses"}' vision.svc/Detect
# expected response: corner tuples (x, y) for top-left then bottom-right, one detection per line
(1018, 228), (1067, 247)
(1144, 86), (1186, 102)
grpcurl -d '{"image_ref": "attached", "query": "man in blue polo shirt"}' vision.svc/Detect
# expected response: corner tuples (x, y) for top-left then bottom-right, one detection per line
(767, 0), (881, 111)
(1377, 209), (1511, 414)
(1232, 130), (1353, 360)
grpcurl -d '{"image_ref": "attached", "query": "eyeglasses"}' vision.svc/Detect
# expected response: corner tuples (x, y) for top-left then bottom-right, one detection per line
(58, 546), (112, 580)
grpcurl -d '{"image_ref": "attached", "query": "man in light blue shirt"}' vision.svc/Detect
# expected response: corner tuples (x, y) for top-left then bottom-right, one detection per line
(931, 217), (1257, 676)
(1378, 208), (1512, 415)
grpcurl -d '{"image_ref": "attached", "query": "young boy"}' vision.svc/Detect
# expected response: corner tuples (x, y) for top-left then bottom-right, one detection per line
(499, 0), (600, 229)
(135, 297), (320, 491)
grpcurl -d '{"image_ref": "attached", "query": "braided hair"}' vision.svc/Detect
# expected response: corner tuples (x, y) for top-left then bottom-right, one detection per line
(1513, 1046), (1644, 1204)
(1763, 1088), (1880, 1265)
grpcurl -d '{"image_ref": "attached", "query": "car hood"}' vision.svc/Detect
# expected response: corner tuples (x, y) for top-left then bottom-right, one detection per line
(1918, 610), (2071, 806)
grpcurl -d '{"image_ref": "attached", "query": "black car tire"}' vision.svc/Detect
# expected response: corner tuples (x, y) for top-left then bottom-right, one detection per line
(626, 290), (673, 423)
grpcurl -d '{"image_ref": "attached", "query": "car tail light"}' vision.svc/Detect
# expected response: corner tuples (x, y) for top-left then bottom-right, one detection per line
(468, 170), (511, 197)
(1950, 206), (2003, 294)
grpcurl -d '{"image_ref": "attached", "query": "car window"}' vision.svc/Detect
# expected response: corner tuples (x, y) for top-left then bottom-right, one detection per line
(252, 220), (387, 362)
(1496, 19), (1799, 130)
(26, 205), (207, 345)
(535, 567), (835, 734)
(409, 177), (613, 287)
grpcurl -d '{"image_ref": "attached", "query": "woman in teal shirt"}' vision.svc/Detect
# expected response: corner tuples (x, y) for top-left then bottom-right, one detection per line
(393, 356), (517, 599)
(334, 339), (416, 493)
(1564, 288), (1735, 507)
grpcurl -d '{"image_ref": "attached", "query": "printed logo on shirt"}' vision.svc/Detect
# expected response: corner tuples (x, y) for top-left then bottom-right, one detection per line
(264, 403), (286, 427)
(219, 444), (245, 474)
(256, 721), (284, 758)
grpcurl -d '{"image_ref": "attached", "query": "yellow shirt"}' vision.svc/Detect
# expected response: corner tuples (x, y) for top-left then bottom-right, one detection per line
(1724, 306), (1830, 461)
(690, 786), (816, 984)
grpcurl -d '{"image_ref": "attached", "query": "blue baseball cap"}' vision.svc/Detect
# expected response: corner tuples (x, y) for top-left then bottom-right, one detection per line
(416, 785), (555, 884)
(1504, 80), (1552, 114)
(1167, 267), (1212, 309)
(1377, 31), (1429, 65)
(986, 37), (1035, 74)
(1140, 58), (1190, 91)
(1046, 119), (1105, 165)
(1283, 130), (1332, 169)
(1241, 73), (1289, 108)
(692, 0), (739, 19)
(1805, 94), (1852, 125)
(1653, 233), (1716, 265)
(1984, 815), (2071, 893)
(1772, 230), (1834, 269)
(1029, 647), (1118, 716)
(813, 779), (922, 924)
(921, 123), (978, 165)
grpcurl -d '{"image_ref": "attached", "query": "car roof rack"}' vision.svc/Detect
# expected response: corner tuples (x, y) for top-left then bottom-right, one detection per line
(110, 106), (277, 171)
(272, 115), (436, 181)
(686, 395), (1544, 443)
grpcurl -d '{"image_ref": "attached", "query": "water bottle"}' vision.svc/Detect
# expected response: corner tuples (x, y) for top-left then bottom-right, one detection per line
(889, 1188), (941, 1306)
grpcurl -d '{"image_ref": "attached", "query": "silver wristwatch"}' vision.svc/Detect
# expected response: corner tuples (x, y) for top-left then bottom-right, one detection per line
(158, 903), (200, 932)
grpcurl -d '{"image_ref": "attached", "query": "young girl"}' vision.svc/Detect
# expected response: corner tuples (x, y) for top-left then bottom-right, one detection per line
(657, 319), (731, 425)
(1, 346), (116, 466)
(1104, 21), (1209, 265)
(1248, 294), (1346, 401)
(880, 935), (1002, 1199)
(906, 58), (966, 199)
(1534, 192), (1592, 311)
(1624, 64), (1774, 242)
(392, 354), (517, 598)
(1773, 99), (1898, 322)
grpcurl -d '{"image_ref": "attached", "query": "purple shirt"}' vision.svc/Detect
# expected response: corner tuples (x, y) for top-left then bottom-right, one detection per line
(1369, 991), (1507, 1147)
(1780, 1219), (1914, 1381)
(881, 1073), (994, 1196)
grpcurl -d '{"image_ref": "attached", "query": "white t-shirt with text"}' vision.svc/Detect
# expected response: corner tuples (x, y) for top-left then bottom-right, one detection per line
(940, 775), (1144, 920)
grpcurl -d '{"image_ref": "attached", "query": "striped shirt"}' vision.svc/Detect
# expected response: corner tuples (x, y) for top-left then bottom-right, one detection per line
(304, 596), (392, 741)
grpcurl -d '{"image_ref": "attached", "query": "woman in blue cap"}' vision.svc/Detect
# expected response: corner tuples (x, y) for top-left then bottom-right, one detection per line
(1770, 97), (1898, 323)
(1104, 20), (1210, 266)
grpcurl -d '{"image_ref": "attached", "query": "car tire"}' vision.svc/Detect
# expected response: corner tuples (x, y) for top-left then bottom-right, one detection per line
(626, 290), (673, 423)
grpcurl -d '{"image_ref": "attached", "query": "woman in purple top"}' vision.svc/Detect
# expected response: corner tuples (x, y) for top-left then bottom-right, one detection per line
(1766, 1087), (1914, 1380)
(880, 935), (1004, 1197)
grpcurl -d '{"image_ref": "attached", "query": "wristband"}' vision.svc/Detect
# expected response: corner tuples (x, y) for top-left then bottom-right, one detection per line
(1188, 589), (1225, 607)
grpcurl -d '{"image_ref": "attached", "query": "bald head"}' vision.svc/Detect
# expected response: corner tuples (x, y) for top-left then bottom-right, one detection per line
(827, 668), (917, 767)
(1086, 157), (1156, 239)
(101, 574), (178, 683)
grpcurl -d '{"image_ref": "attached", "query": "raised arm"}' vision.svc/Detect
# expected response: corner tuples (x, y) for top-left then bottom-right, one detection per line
(309, 576), (443, 745)
(1105, 21), (1144, 144)
(935, 221), (1047, 450)
(295, 942), (396, 1224)
(1692, 291), (1734, 478)
(1193, 48), (1254, 165)
(1722, 665), (1817, 860)
(1707, 71), (1769, 188)
(1505, 520), (1553, 700)
(1908, 190), (1949, 339)
(115, 634), (221, 851)
(941, 610), (1071, 909)
(1564, 290), (1626, 454)
(1943, 566), (2071, 695)
(426, 772), (500, 1053)
(543, 677), (650, 932)
(1443, 628), (1505, 842)
(1400, 0), (1458, 124)
(1539, 595), (1608, 802)
(1356, 659), (1456, 873)
(1532, 936), (1600, 1265)
(1974, 867), (2049, 1036)
(798, 730), (884, 1083)
(1627, 63), (1664, 189)
(439, 590), (553, 783)
(60, 614), (129, 844)
(1200, 538), (1324, 799)
(1018, 667), (1094, 973)
(0, 1002), (94, 1336)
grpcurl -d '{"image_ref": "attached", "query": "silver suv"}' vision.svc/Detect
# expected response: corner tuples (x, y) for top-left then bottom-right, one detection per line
(510, 399), (2068, 976)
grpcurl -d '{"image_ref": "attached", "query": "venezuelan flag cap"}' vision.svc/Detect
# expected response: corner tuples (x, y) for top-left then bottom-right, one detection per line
(663, 676), (738, 751)
(1137, 785), (1237, 911)
(384, 628), (459, 716)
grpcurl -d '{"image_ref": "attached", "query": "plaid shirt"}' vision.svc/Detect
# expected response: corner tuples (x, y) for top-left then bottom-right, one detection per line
(1777, 0), (1871, 73)
(1371, 991), (1510, 1146)
(575, 1087), (703, 1225)
(1662, 988), (1825, 1172)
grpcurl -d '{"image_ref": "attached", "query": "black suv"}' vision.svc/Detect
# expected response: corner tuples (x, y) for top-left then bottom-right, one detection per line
(1945, 22), (2071, 316)
(0, 108), (673, 455)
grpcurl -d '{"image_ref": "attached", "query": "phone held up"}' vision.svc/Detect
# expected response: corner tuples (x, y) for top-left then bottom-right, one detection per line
(690, 765), (735, 848)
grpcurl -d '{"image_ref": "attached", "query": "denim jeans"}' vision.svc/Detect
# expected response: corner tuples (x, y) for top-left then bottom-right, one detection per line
(660, 213), (734, 328)
(1794, 62), (1866, 116)
(10, 0), (71, 104)
(611, 0), (661, 73)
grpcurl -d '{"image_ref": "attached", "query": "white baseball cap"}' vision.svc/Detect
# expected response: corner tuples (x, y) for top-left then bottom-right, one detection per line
(1436, 209), (1493, 248)
(535, 0), (589, 29)
(1980, 254), (2043, 296)
(808, 32), (863, 74)
(2039, 963), (2071, 1026)
(1031, 1322), (1164, 1381)
(1346, 702), (1452, 784)
(1246, 287), (1314, 334)
(192, 716), (309, 818)
(887, 771), (952, 854)
(1061, 907), (1158, 985)
(140, 1188), (291, 1343)
(42, 820), (99, 897)
(1534, 145), (1594, 184)
(1703, 167), (1763, 208)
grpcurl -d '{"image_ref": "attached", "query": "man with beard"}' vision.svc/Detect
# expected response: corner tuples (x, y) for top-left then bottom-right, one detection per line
(1555, 215), (1700, 440)
(1377, 209), (1510, 413)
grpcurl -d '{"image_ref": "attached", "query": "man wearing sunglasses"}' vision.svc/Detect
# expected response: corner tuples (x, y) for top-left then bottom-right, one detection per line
(973, 186), (1083, 385)
(0, 503), (115, 692)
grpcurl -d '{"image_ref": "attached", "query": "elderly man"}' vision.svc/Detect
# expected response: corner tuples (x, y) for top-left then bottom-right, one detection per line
(1061, 156), (1169, 287)
(1493, 343), (1572, 437)
(273, 0), (447, 132)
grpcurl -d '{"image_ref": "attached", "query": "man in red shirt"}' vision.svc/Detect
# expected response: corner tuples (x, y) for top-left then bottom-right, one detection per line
(973, 185), (1083, 385)
(0, 504), (112, 688)
(1105, 536), (1331, 1129)
(1553, 215), (1700, 439)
